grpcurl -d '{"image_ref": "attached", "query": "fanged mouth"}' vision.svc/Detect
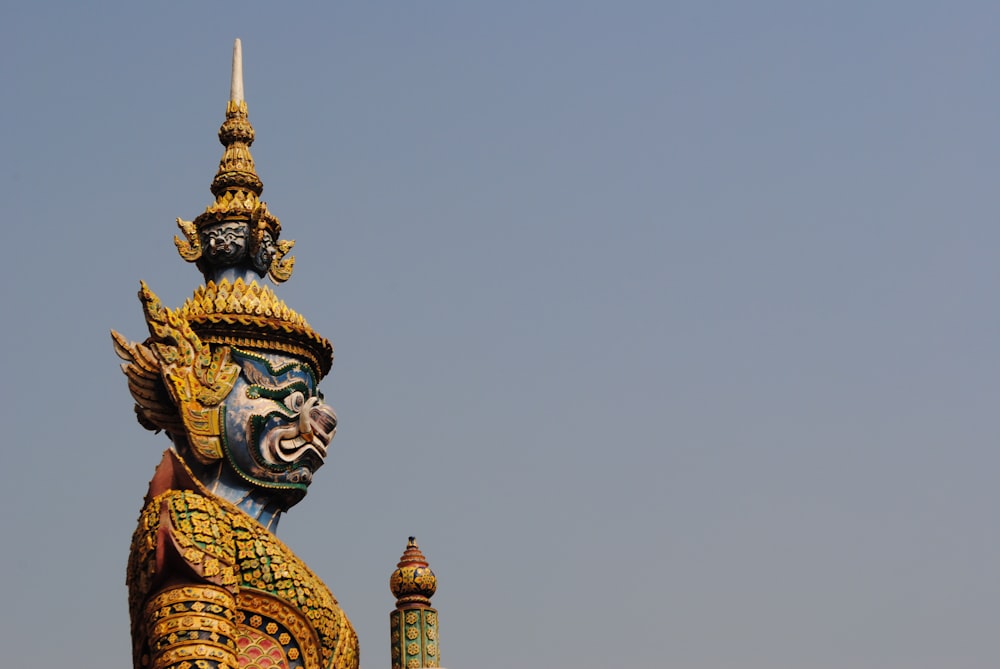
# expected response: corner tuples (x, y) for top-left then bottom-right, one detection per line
(257, 401), (337, 471)
(260, 424), (329, 468)
(278, 434), (328, 461)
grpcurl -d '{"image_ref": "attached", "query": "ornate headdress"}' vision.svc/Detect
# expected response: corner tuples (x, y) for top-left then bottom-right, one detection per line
(113, 40), (332, 461)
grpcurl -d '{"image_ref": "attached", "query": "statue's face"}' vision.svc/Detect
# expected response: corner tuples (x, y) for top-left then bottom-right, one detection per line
(201, 221), (249, 265)
(220, 348), (337, 506)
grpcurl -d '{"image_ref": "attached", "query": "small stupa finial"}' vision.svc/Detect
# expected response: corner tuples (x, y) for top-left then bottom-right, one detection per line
(231, 38), (244, 103)
(389, 537), (440, 668)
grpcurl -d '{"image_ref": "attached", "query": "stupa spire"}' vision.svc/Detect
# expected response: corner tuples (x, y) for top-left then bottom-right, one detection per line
(173, 38), (295, 284)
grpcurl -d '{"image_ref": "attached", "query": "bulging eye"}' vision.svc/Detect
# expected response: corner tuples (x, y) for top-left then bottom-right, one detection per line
(284, 391), (305, 412)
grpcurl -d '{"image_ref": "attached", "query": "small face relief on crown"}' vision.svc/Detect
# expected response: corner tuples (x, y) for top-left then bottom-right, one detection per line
(221, 349), (336, 507)
(253, 229), (278, 275)
(201, 221), (249, 265)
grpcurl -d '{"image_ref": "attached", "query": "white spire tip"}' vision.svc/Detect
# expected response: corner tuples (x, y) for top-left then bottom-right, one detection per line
(230, 38), (244, 103)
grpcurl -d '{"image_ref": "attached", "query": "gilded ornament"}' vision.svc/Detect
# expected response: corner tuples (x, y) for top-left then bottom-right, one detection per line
(174, 218), (203, 262)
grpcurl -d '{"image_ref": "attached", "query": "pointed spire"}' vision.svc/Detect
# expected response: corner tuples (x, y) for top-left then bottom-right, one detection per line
(174, 39), (296, 285)
(213, 39), (261, 199)
(230, 38), (244, 103)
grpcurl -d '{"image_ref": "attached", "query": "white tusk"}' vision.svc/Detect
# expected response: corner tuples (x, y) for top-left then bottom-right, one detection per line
(299, 397), (319, 441)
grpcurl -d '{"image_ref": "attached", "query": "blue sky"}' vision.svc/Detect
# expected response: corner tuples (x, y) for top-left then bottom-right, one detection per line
(3, 3), (1000, 668)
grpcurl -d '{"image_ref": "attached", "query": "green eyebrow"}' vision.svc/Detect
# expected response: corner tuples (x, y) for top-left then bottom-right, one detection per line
(246, 380), (310, 400)
(232, 347), (317, 386)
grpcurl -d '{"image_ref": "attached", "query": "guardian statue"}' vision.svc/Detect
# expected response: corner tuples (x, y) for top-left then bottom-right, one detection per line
(113, 40), (358, 669)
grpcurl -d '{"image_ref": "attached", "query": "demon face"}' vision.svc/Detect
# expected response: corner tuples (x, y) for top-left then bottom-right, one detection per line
(220, 348), (338, 508)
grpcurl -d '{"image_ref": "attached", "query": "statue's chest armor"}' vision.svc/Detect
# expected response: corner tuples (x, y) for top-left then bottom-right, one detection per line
(130, 490), (358, 669)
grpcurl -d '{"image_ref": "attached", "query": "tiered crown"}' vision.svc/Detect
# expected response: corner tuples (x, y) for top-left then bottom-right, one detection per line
(122, 39), (332, 383)
(182, 278), (333, 378)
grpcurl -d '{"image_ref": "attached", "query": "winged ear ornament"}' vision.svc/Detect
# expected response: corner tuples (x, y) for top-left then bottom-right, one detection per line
(174, 217), (203, 261)
(111, 329), (186, 435)
(269, 238), (295, 283)
(112, 281), (240, 464)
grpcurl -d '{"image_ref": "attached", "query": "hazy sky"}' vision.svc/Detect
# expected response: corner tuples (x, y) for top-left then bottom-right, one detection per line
(3, 3), (999, 668)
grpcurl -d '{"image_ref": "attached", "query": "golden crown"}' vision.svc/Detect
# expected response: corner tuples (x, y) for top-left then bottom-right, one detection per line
(182, 278), (332, 378)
